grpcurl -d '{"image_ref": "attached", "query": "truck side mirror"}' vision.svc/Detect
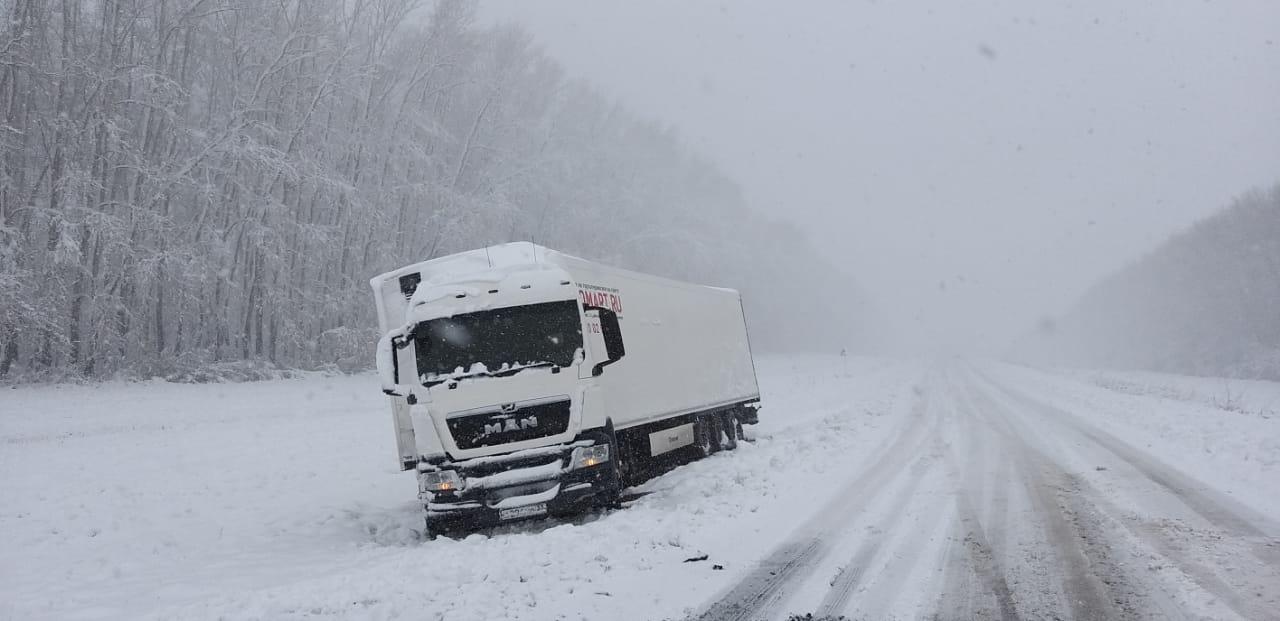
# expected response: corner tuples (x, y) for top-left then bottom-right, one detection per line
(377, 329), (426, 403)
(585, 306), (625, 376)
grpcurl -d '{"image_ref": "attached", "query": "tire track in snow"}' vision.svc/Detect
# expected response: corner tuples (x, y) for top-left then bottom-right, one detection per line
(941, 490), (1022, 621)
(844, 441), (955, 620)
(812, 454), (933, 618)
(694, 537), (826, 621)
(1057, 472), (1228, 621)
(983, 372), (1280, 565)
(972, 371), (1280, 617)
(958, 379), (1119, 620)
(934, 381), (1022, 621)
(983, 440), (1012, 562)
(693, 379), (936, 621)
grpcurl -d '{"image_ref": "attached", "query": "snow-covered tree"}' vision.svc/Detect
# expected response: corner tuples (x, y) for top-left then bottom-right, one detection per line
(1014, 185), (1280, 379)
(1, 0), (874, 380)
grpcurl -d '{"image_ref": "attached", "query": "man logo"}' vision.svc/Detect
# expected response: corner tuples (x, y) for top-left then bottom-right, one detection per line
(499, 403), (518, 413)
(482, 415), (538, 438)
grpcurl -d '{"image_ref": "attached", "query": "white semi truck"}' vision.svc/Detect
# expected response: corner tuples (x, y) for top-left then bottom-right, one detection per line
(371, 243), (761, 536)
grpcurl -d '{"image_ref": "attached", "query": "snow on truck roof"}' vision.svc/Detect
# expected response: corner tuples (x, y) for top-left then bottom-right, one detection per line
(370, 242), (741, 333)
(371, 241), (742, 314)
(370, 242), (563, 289)
(369, 245), (570, 325)
(372, 242), (740, 296)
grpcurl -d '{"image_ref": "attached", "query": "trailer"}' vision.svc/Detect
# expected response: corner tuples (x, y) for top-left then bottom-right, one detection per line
(371, 243), (761, 536)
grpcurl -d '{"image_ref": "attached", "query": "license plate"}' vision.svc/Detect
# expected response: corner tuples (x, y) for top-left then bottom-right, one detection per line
(498, 503), (547, 521)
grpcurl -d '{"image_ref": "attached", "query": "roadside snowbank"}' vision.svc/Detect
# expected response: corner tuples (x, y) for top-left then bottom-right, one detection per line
(1060, 367), (1280, 419)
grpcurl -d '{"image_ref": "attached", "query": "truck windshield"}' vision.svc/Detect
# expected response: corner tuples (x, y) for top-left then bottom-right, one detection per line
(413, 300), (582, 385)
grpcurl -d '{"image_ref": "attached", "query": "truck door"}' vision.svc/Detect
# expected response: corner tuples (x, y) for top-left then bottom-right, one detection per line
(581, 308), (607, 379)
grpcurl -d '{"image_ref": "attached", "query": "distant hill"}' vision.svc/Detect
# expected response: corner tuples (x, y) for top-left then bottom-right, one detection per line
(1013, 185), (1280, 379)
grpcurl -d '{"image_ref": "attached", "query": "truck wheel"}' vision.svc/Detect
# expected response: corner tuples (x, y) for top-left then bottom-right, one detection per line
(697, 414), (722, 457)
(598, 429), (626, 507)
(596, 479), (623, 510)
(595, 456), (625, 510)
(718, 411), (738, 450)
(425, 518), (443, 541)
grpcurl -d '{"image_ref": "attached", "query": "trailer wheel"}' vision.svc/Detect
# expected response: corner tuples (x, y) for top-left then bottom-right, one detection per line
(696, 414), (722, 457)
(718, 411), (738, 450)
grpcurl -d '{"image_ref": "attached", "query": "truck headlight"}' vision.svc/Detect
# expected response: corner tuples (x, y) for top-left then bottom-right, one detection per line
(571, 444), (610, 469)
(420, 469), (464, 493)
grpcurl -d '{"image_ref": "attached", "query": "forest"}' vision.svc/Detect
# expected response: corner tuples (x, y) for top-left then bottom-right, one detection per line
(1016, 186), (1280, 380)
(0, 0), (873, 380)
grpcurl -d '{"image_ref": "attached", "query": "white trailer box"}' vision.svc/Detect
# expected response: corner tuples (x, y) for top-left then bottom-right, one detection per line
(370, 243), (760, 535)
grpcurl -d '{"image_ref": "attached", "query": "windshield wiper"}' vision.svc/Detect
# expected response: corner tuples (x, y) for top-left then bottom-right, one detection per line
(422, 361), (559, 387)
(487, 361), (558, 378)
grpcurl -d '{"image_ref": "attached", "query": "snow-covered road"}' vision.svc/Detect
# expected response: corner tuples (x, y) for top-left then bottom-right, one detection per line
(4, 357), (1279, 620)
(697, 363), (1280, 621)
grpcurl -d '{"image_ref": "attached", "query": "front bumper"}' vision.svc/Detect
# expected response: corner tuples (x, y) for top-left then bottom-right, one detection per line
(419, 440), (618, 533)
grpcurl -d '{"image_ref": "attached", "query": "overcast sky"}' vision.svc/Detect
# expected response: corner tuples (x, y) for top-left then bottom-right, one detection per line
(481, 0), (1280, 355)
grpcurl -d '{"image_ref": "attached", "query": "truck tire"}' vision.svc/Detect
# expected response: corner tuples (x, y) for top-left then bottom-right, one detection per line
(425, 517), (445, 541)
(585, 426), (625, 509)
(596, 479), (623, 510)
(595, 457), (625, 509)
(697, 414), (722, 457)
(718, 411), (738, 451)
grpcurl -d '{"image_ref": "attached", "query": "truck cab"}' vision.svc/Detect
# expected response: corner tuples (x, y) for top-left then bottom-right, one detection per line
(372, 246), (625, 534)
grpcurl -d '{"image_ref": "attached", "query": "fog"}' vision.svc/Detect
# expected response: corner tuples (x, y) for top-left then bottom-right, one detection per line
(3, 0), (1277, 380)
(483, 0), (1280, 355)
(7, 4), (1280, 617)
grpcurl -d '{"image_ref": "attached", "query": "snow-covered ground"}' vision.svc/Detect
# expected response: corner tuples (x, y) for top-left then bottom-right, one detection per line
(1059, 366), (1280, 421)
(1, 355), (908, 620)
(4, 357), (1279, 620)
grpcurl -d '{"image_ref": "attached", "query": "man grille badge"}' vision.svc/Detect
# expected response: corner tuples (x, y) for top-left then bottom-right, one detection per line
(499, 403), (518, 413)
(482, 414), (538, 437)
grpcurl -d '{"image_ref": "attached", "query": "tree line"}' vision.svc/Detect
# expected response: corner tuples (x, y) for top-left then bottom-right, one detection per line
(1, 0), (873, 380)
(1014, 186), (1280, 379)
